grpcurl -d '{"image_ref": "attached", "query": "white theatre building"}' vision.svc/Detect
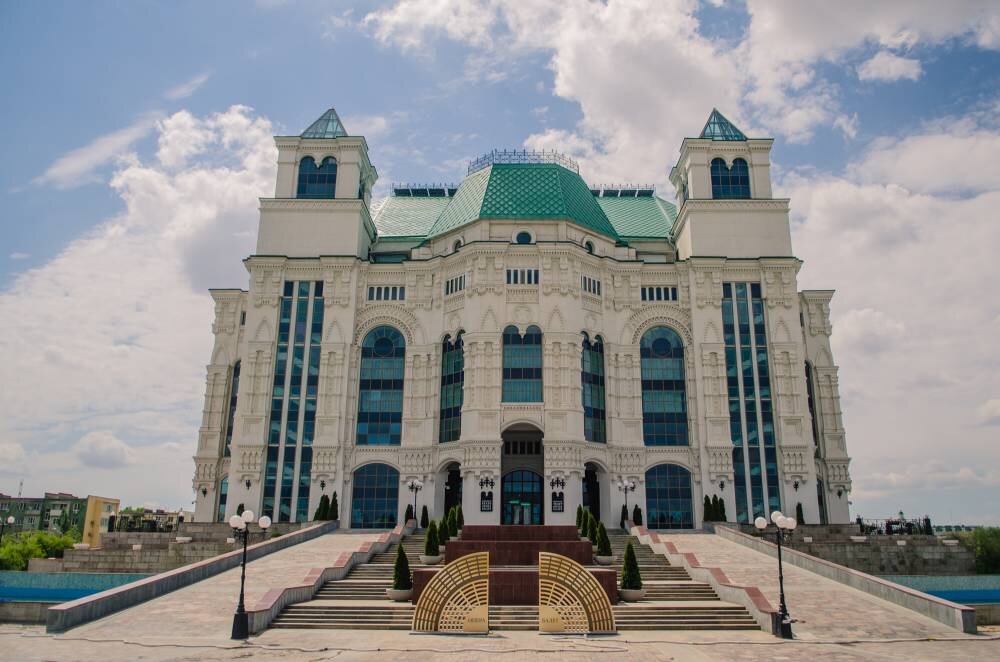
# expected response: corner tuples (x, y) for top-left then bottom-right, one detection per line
(191, 107), (852, 529)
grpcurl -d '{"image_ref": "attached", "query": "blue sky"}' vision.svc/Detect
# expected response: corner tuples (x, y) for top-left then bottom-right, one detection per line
(1, 1), (999, 523)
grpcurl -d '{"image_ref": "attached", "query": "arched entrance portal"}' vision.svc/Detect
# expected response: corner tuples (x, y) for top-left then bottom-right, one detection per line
(444, 462), (463, 514)
(582, 463), (601, 521)
(501, 423), (544, 525)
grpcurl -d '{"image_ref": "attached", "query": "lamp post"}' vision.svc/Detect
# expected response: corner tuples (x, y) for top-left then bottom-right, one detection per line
(754, 510), (797, 639)
(407, 479), (423, 523)
(617, 478), (636, 511)
(0, 515), (14, 546)
(229, 510), (271, 640)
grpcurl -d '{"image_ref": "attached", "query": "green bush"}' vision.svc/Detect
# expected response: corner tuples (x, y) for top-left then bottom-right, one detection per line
(424, 520), (439, 556)
(405, 504), (414, 524)
(329, 492), (339, 521)
(576, 504), (584, 529)
(438, 517), (450, 543)
(457, 505), (464, 529)
(632, 505), (643, 527)
(314, 495), (330, 521)
(447, 508), (459, 539)
(392, 543), (412, 590)
(620, 541), (642, 590)
(795, 502), (805, 525)
(963, 528), (1000, 574)
(620, 504), (628, 530)
(596, 522), (612, 556)
(420, 505), (429, 529)
(588, 512), (599, 545)
(703, 495), (714, 522)
(0, 531), (76, 571)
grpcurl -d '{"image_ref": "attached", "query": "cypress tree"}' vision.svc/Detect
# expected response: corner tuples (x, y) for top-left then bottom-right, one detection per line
(620, 504), (628, 530)
(405, 504), (414, 524)
(620, 541), (642, 590)
(795, 502), (805, 526)
(718, 498), (727, 522)
(392, 543), (412, 590)
(457, 504), (464, 529)
(314, 494), (330, 521)
(424, 520), (439, 556)
(703, 495), (713, 522)
(447, 508), (459, 539)
(596, 522), (612, 556)
(420, 505), (429, 529)
(438, 517), (450, 543)
(632, 504), (643, 527)
(923, 515), (933, 536)
(576, 504), (584, 530)
(330, 492), (339, 521)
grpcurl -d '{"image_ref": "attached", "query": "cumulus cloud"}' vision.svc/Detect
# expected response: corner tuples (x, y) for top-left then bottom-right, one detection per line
(857, 51), (923, 82)
(9, 252), (29, 260)
(977, 399), (1000, 426)
(74, 431), (137, 468)
(164, 71), (211, 100)
(0, 443), (28, 478)
(834, 308), (905, 355)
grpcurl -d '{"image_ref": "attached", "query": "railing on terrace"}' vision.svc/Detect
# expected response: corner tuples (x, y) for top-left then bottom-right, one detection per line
(468, 149), (579, 175)
(590, 183), (656, 197)
(391, 182), (459, 197)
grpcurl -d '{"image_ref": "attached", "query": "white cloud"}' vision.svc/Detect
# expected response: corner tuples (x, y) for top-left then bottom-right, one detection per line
(9, 252), (29, 260)
(977, 399), (1000, 426)
(857, 51), (923, 82)
(862, 461), (1000, 491)
(164, 72), (211, 100)
(33, 113), (162, 189)
(74, 431), (137, 468)
(0, 443), (28, 478)
(0, 105), (275, 506)
(834, 308), (905, 355)
(342, 114), (391, 140)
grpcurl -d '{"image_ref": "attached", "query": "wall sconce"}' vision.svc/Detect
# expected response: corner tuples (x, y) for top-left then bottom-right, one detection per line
(793, 480), (800, 491)
(244, 479), (252, 490)
(479, 477), (495, 490)
(320, 480), (326, 491)
(836, 489), (844, 498)
(549, 477), (566, 490)
(718, 480), (725, 491)
(200, 487), (207, 497)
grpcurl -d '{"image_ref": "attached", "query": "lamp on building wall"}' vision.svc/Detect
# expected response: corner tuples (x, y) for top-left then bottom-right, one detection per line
(836, 489), (843, 498)
(229, 510), (270, 639)
(754, 511), (797, 639)
(719, 480), (726, 491)
(244, 479), (252, 490)
(320, 480), (326, 491)
(479, 477), (495, 490)
(793, 480), (800, 491)
(549, 477), (566, 490)
(200, 487), (208, 497)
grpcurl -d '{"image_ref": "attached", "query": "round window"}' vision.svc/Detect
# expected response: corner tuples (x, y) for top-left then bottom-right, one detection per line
(373, 337), (395, 357)
(652, 337), (672, 357)
(516, 231), (532, 244)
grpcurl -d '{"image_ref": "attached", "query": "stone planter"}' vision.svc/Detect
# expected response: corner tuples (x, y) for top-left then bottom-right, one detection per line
(386, 588), (412, 602)
(943, 539), (960, 546)
(175, 536), (193, 543)
(131, 544), (142, 551)
(595, 555), (614, 565)
(619, 588), (645, 602)
(419, 554), (443, 565)
(850, 536), (867, 543)
(72, 543), (90, 550)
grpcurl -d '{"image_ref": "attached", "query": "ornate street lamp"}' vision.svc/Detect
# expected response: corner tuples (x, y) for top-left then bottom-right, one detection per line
(754, 511), (797, 639)
(0, 515), (14, 546)
(407, 479), (423, 522)
(229, 510), (271, 639)
(616, 478), (636, 511)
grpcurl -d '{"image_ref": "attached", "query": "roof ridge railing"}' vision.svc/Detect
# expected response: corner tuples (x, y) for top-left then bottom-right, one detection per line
(468, 149), (579, 175)
(391, 182), (460, 197)
(590, 184), (656, 198)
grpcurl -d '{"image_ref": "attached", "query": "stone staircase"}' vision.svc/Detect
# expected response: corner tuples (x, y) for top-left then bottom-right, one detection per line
(272, 604), (414, 629)
(315, 534), (425, 600)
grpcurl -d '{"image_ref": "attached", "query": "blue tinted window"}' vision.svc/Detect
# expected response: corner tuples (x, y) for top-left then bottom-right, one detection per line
(351, 463), (399, 529)
(515, 231), (532, 244)
(581, 334), (606, 443)
(502, 325), (543, 402)
(501, 469), (542, 525)
(297, 156), (337, 199)
(216, 476), (228, 523)
(640, 327), (688, 446)
(356, 326), (405, 445)
(645, 464), (693, 529)
(223, 361), (240, 457)
(439, 333), (464, 442)
(710, 158), (750, 199)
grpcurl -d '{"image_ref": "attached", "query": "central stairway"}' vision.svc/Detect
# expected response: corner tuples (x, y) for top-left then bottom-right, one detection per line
(270, 529), (759, 632)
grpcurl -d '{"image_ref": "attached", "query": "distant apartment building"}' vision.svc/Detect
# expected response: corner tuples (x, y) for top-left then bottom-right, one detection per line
(0, 492), (119, 545)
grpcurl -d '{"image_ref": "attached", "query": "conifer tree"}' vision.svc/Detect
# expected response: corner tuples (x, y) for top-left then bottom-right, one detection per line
(392, 543), (412, 590)
(632, 504), (643, 527)
(795, 502), (805, 526)
(576, 504), (584, 530)
(330, 492), (339, 521)
(424, 520), (439, 556)
(596, 522), (612, 557)
(420, 505), (429, 529)
(703, 495), (713, 522)
(620, 504), (628, 530)
(588, 512), (599, 545)
(405, 504), (414, 524)
(620, 541), (642, 590)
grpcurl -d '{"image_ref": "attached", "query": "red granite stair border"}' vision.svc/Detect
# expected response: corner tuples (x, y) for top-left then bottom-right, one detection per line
(247, 519), (416, 634)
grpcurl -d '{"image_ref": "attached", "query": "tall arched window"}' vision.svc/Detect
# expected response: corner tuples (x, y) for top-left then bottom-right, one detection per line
(502, 325), (543, 402)
(216, 476), (228, 523)
(710, 157), (750, 199)
(351, 463), (399, 529)
(297, 156), (338, 199)
(581, 333), (606, 443)
(356, 326), (405, 446)
(439, 332), (464, 442)
(223, 361), (240, 457)
(645, 464), (693, 529)
(640, 327), (688, 446)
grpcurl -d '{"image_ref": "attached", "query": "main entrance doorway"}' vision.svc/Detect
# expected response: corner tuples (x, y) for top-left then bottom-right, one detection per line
(444, 462), (462, 514)
(500, 424), (544, 525)
(582, 463), (601, 521)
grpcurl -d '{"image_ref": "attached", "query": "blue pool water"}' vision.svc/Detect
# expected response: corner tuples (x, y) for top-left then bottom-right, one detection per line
(0, 571), (150, 603)
(882, 575), (1000, 605)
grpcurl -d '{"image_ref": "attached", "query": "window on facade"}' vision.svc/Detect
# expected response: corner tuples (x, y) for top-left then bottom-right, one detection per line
(357, 326), (405, 446)
(722, 282), (779, 524)
(515, 231), (533, 244)
(640, 286), (677, 302)
(444, 275), (466, 296)
(581, 276), (602, 296)
(581, 333), (606, 443)
(502, 325), (543, 403)
(584, 241), (594, 254)
(645, 464), (693, 529)
(367, 285), (406, 301)
(506, 269), (539, 285)
(439, 333), (464, 442)
(806, 361), (820, 454)
(640, 327), (688, 446)
(710, 157), (750, 199)
(223, 361), (240, 457)
(453, 240), (463, 253)
(216, 477), (228, 523)
(297, 156), (337, 199)
(350, 463), (399, 529)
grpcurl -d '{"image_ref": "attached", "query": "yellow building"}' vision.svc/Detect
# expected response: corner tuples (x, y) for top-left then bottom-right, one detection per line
(81, 495), (120, 548)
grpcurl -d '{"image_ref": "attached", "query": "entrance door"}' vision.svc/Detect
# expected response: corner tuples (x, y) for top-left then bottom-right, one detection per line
(582, 464), (600, 520)
(444, 464), (463, 514)
(502, 470), (543, 525)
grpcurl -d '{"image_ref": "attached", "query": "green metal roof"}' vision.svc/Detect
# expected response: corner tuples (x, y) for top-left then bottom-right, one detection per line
(372, 196), (452, 238)
(301, 108), (348, 139)
(425, 163), (621, 241)
(597, 195), (677, 240)
(700, 108), (746, 141)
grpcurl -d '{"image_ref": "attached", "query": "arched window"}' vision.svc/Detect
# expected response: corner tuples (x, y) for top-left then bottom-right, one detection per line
(439, 332), (464, 442)
(805, 361), (820, 451)
(581, 333), (606, 443)
(502, 469), (543, 525)
(515, 231), (533, 244)
(645, 464), (693, 529)
(297, 156), (338, 199)
(216, 476), (228, 523)
(453, 239), (463, 253)
(223, 361), (240, 457)
(640, 327), (688, 446)
(502, 325), (542, 402)
(584, 240), (594, 254)
(351, 463), (399, 529)
(710, 157), (750, 199)
(356, 326), (405, 445)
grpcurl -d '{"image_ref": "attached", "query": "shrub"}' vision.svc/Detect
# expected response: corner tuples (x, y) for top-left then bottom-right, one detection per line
(632, 505), (643, 527)
(718, 498), (727, 522)
(711, 495), (722, 521)
(620, 541), (642, 590)
(392, 543), (412, 590)
(795, 502), (805, 526)
(0, 531), (77, 571)
(576, 504), (584, 529)
(329, 492), (339, 521)
(424, 520), (439, 556)
(421, 505), (429, 529)
(314, 495), (330, 521)
(588, 512), (599, 545)
(620, 504), (628, 530)
(703, 495), (714, 522)
(438, 517), (450, 543)
(457, 505), (464, 529)
(963, 528), (1000, 574)
(596, 522), (612, 557)
(447, 508), (459, 539)
(405, 504), (414, 524)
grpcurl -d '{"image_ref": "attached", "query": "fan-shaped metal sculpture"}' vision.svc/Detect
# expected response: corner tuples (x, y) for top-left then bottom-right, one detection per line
(412, 552), (489, 633)
(538, 552), (616, 633)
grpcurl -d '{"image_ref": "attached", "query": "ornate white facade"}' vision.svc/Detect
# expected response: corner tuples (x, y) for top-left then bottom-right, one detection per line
(192, 108), (852, 528)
